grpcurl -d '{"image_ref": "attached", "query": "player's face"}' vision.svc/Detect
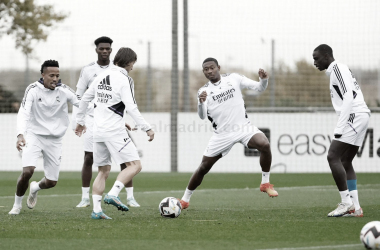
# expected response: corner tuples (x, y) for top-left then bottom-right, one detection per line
(42, 67), (60, 90)
(312, 50), (328, 71)
(96, 43), (112, 61)
(125, 61), (136, 73)
(202, 61), (220, 83)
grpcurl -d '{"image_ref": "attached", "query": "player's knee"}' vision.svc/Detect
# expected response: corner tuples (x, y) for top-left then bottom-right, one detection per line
(259, 141), (271, 154)
(198, 163), (212, 175)
(327, 152), (338, 164)
(84, 153), (93, 167)
(45, 179), (57, 188)
(21, 168), (35, 180)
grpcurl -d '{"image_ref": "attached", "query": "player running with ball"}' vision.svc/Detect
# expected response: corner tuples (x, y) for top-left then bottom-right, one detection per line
(179, 57), (278, 210)
(75, 47), (154, 220)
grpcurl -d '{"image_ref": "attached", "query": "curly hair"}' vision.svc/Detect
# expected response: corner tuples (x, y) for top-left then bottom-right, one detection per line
(40, 60), (59, 74)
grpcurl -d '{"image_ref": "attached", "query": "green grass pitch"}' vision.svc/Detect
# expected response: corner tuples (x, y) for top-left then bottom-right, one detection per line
(0, 172), (379, 250)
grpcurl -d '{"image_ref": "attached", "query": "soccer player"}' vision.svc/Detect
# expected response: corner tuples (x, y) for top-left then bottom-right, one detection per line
(72, 36), (140, 208)
(75, 47), (154, 219)
(179, 58), (278, 210)
(313, 44), (370, 217)
(9, 60), (80, 215)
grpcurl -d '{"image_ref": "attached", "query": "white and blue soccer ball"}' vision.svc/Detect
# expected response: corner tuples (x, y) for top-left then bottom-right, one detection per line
(360, 221), (380, 249)
(158, 197), (182, 218)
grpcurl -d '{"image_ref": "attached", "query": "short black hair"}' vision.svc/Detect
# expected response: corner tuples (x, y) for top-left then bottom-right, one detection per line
(114, 47), (137, 68)
(40, 60), (59, 74)
(314, 44), (333, 57)
(94, 36), (113, 46)
(202, 57), (219, 66)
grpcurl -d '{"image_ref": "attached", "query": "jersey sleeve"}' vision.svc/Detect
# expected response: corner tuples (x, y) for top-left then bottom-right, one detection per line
(121, 77), (151, 132)
(233, 73), (268, 92)
(76, 82), (96, 126)
(17, 84), (35, 136)
(332, 64), (354, 135)
(62, 84), (80, 108)
(197, 88), (207, 120)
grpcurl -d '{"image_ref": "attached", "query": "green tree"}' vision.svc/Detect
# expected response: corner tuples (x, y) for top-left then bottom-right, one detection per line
(0, 0), (68, 55)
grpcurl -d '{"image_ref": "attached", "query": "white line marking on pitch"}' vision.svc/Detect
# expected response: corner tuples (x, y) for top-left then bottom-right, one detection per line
(256, 243), (363, 250)
(0, 184), (378, 199)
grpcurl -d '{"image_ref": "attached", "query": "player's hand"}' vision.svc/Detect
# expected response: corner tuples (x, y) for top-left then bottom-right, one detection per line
(146, 129), (155, 142)
(199, 91), (207, 103)
(258, 68), (269, 79)
(125, 123), (137, 131)
(75, 124), (87, 137)
(16, 134), (26, 152)
(334, 134), (342, 138)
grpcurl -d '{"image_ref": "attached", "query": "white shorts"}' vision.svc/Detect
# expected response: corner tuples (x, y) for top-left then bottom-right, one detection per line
(22, 133), (62, 181)
(204, 125), (263, 157)
(83, 115), (94, 152)
(334, 112), (370, 146)
(93, 137), (140, 167)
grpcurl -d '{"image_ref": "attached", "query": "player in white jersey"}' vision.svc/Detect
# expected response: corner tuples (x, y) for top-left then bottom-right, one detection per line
(9, 60), (80, 215)
(75, 47), (154, 219)
(179, 58), (278, 210)
(313, 44), (370, 217)
(72, 36), (140, 208)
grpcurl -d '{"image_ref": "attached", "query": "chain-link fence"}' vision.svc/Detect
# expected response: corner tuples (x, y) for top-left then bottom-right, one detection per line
(0, 0), (379, 172)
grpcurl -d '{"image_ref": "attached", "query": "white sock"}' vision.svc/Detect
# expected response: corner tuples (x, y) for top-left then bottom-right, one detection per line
(82, 187), (90, 199)
(181, 188), (194, 203)
(339, 190), (352, 204)
(261, 172), (270, 184)
(92, 194), (102, 213)
(31, 181), (41, 193)
(13, 194), (23, 208)
(349, 190), (361, 210)
(125, 187), (134, 199)
(108, 180), (124, 197)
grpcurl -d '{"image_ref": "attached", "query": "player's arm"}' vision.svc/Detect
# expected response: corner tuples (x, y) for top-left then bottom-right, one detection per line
(239, 69), (269, 92)
(333, 65), (354, 138)
(197, 90), (207, 120)
(75, 83), (95, 137)
(16, 85), (35, 151)
(71, 68), (88, 130)
(62, 84), (80, 108)
(121, 83), (154, 141)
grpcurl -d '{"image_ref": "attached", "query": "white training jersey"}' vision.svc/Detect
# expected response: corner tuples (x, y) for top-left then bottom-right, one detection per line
(325, 61), (370, 135)
(197, 73), (268, 134)
(17, 79), (80, 138)
(76, 66), (151, 142)
(73, 61), (113, 117)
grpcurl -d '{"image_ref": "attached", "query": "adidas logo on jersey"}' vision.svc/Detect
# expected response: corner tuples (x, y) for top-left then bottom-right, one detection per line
(210, 92), (214, 95)
(98, 75), (112, 91)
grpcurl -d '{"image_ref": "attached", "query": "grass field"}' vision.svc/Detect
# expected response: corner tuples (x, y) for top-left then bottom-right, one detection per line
(0, 172), (379, 250)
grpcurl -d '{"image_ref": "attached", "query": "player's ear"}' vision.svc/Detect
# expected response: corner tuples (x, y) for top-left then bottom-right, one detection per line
(110, 48), (112, 54)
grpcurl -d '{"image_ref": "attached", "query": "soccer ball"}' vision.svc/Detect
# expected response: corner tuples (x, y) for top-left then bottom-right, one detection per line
(158, 197), (182, 218)
(360, 221), (380, 249)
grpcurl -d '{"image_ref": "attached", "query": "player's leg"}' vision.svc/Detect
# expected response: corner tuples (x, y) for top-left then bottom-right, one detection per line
(9, 166), (35, 215)
(77, 120), (94, 207)
(247, 133), (278, 197)
(340, 145), (363, 217)
(180, 155), (221, 209)
(91, 141), (112, 219)
(120, 163), (140, 207)
(104, 140), (140, 212)
(76, 151), (93, 208)
(27, 137), (62, 209)
(326, 140), (354, 217)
